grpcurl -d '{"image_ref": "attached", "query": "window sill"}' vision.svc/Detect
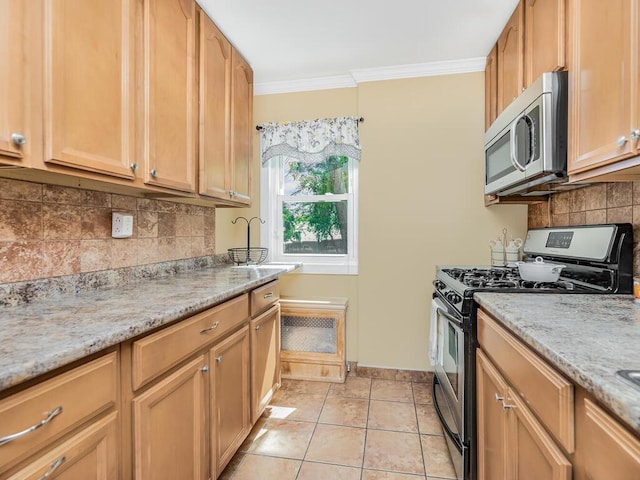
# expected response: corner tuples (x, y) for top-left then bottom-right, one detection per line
(287, 263), (358, 275)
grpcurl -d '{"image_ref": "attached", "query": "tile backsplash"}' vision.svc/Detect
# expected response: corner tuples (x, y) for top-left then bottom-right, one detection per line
(528, 182), (640, 274)
(0, 178), (216, 284)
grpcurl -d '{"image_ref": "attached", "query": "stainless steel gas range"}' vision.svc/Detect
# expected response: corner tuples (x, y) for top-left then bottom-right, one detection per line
(430, 224), (633, 480)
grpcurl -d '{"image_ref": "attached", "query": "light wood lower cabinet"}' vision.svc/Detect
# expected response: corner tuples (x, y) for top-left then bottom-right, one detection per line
(132, 355), (208, 480)
(251, 304), (281, 423)
(476, 349), (572, 480)
(210, 325), (251, 477)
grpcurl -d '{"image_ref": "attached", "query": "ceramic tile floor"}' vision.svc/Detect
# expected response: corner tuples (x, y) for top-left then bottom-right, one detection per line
(219, 377), (457, 480)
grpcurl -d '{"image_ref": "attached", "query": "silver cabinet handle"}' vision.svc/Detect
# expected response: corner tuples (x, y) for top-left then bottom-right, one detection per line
(617, 135), (628, 147)
(150, 169), (158, 178)
(130, 163), (138, 172)
(631, 129), (640, 141)
(494, 393), (504, 403)
(200, 321), (219, 334)
(201, 366), (209, 373)
(255, 325), (261, 331)
(38, 455), (66, 480)
(0, 406), (63, 446)
(11, 133), (27, 146)
(501, 398), (517, 410)
(215, 355), (223, 363)
(263, 292), (273, 299)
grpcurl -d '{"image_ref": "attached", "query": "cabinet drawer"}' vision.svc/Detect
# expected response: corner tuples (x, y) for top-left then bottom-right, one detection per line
(132, 294), (249, 389)
(477, 309), (574, 452)
(251, 280), (279, 316)
(0, 352), (118, 472)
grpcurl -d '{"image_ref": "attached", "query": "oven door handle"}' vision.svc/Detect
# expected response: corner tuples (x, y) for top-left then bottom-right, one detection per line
(435, 305), (464, 330)
(432, 376), (462, 451)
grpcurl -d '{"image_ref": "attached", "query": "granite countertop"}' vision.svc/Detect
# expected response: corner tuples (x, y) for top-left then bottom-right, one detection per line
(474, 292), (640, 435)
(0, 264), (297, 393)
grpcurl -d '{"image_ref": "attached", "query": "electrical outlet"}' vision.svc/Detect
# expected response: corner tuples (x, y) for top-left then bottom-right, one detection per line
(112, 212), (134, 238)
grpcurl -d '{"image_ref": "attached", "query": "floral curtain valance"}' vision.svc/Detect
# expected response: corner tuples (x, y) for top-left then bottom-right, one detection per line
(258, 116), (361, 165)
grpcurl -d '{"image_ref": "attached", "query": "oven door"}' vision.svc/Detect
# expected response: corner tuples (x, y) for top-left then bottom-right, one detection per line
(432, 296), (465, 434)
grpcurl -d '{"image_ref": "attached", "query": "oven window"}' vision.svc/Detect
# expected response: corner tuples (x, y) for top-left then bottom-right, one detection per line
(444, 322), (459, 397)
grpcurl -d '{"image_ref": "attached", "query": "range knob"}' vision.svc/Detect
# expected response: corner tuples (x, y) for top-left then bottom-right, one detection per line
(445, 291), (461, 304)
(434, 280), (446, 290)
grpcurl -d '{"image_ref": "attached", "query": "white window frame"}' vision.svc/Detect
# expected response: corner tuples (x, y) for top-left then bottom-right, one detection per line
(260, 156), (358, 275)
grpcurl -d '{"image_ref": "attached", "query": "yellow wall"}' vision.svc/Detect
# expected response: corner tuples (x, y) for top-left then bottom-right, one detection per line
(216, 72), (528, 371)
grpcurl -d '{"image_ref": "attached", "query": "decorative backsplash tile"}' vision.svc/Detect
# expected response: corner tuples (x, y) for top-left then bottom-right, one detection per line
(528, 182), (640, 275)
(0, 178), (217, 284)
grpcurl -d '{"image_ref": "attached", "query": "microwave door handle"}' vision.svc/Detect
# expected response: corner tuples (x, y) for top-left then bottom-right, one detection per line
(509, 113), (528, 172)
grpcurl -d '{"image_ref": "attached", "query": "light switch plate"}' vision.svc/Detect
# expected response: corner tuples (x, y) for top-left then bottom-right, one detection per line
(112, 212), (134, 238)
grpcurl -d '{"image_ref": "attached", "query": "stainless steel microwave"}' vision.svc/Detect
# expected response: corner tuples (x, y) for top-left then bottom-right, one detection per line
(484, 71), (568, 196)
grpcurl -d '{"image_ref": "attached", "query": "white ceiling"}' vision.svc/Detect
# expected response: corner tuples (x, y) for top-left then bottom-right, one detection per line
(199, 0), (519, 93)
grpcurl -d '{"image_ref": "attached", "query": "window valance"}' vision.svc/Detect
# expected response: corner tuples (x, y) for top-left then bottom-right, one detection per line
(258, 116), (361, 165)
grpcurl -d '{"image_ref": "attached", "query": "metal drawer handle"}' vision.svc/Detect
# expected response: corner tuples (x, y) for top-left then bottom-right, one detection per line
(494, 393), (504, 403)
(255, 325), (261, 331)
(0, 406), (63, 446)
(200, 321), (219, 334)
(11, 133), (27, 146)
(263, 292), (273, 299)
(215, 355), (223, 363)
(494, 392), (516, 410)
(38, 455), (66, 480)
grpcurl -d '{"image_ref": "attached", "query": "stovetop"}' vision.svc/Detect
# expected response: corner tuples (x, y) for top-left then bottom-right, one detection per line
(442, 266), (580, 291)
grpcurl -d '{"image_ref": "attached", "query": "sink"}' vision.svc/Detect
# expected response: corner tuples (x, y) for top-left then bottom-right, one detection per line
(616, 370), (640, 389)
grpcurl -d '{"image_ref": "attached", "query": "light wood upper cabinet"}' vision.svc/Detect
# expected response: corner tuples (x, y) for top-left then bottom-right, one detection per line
(567, 0), (640, 178)
(210, 325), (251, 478)
(485, 45), (498, 131)
(199, 13), (232, 200)
(0, 0), (39, 166)
(142, 0), (197, 193)
(497, 2), (525, 114)
(43, 0), (136, 179)
(524, 0), (566, 87)
(132, 355), (207, 480)
(230, 49), (253, 205)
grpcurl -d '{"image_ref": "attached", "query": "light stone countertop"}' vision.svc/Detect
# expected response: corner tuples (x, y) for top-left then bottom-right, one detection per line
(474, 292), (640, 435)
(0, 264), (297, 393)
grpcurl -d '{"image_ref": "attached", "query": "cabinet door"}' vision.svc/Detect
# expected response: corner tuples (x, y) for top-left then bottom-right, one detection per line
(210, 325), (251, 477)
(143, 0), (196, 192)
(507, 386), (572, 480)
(0, 0), (28, 165)
(497, 2), (524, 113)
(199, 12), (231, 200)
(251, 304), (280, 423)
(485, 45), (498, 131)
(568, 0), (635, 173)
(43, 0), (136, 179)
(230, 49), (253, 205)
(578, 397), (640, 480)
(476, 349), (509, 480)
(133, 355), (207, 480)
(6, 412), (119, 480)
(524, 0), (566, 86)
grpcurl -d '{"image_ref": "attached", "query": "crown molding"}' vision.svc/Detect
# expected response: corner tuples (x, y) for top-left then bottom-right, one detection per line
(254, 57), (486, 95)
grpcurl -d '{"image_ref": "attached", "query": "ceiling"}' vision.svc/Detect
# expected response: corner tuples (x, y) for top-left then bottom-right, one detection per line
(199, 0), (519, 93)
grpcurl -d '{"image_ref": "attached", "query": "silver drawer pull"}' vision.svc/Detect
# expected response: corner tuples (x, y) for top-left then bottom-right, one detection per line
(38, 455), (66, 480)
(0, 406), (63, 446)
(215, 355), (223, 363)
(494, 393), (504, 403)
(501, 398), (517, 410)
(200, 321), (219, 334)
(255, 325), (261, 331)
(263, 292), (274, 299)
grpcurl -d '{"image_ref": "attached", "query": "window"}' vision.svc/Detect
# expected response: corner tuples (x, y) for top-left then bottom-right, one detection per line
(261, 155), (358, 274)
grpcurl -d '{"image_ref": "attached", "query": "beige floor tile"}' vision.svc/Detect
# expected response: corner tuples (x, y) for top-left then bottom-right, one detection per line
(239, 417), (267, 452)
(368, 400), (418, 433)
(319, 396), (369, 427)
(232, 454), (301, 480)
(364, 429), (425, 475)
(362, 470), (426, 479)
(243, 418), (315, 459)
(217, 451), (245, 480)
(305, 424), (366, 467)
(416, 403), (443, 435)
(297, 461), (362, 480)
(281, 379), (332, 395)
(412, 382), (433, 404)
(263, 391), (326, 422)
(421, 434), (457, 478)
(329, 376), (372, 398)
(371, 379), (414, 403)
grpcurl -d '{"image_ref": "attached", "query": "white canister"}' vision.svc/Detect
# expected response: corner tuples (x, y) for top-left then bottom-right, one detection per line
(505, 238), (523, 265)
(490, 238), (505, 266)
